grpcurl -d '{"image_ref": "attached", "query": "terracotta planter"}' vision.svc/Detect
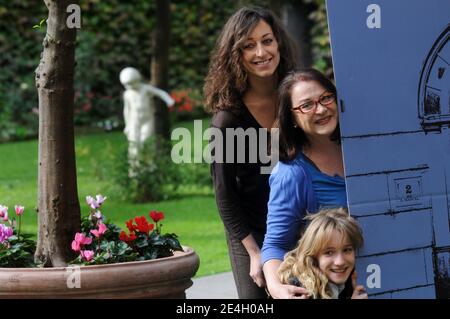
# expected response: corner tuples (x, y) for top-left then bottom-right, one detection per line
(0, 246), (199, 299)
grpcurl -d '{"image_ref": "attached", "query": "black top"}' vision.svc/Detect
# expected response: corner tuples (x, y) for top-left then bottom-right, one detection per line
(210, 105), (271, 241)
(288, 276), (354, 299)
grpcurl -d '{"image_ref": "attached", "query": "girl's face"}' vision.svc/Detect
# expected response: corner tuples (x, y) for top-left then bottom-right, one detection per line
(317, 230), (355, 285)
(241, 20), (280, 80)
(290, 80), (338, 139)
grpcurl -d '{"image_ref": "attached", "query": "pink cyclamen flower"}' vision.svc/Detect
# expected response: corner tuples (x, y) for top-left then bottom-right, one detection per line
(15, 205), (25, 216)
(71, 232), (92, 252)
(4, 226), (13, 238)
(81, 250), (94, 262)
(0, 224), (13, 244)
(86, 196), (99, 210)
(71, 239), (81, 252)
(94, 211), (103, 220)
(86, 195), (107, 210)
(90, 223), (108, 238)
(0, 205), (8, 218)
(95, 195), (107, 206)
(2, 211), (8, 222)
(80, 233), (92, 245)
(74, 232), (92, 245)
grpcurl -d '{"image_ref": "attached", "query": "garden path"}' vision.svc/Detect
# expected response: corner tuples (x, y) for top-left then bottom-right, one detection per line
(186, 271), (238, 299)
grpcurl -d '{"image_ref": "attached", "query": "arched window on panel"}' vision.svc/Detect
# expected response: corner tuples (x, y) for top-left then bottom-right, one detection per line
(418, 25), (450, 132)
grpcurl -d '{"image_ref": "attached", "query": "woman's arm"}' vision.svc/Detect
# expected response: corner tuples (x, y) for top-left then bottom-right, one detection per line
(242, 234), (265, 287)
(263, 259), (309, 298)
(261, 163), (312, 262)
(261, 162), (316, 298)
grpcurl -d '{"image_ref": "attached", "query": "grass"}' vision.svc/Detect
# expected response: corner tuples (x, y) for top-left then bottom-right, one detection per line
(0, 118), (230, 277)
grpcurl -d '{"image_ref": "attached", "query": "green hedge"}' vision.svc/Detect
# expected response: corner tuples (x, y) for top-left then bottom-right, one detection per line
(0, 0), (241, 141)
(0, 0), (331, 142)
(0, 1), (45, 142)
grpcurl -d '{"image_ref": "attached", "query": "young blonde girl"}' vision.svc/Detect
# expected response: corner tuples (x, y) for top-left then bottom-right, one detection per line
(278, 208), (368, 299)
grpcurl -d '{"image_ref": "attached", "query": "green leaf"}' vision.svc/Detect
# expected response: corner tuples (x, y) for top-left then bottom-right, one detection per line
(135, 236), (149, 248)
(166, 237), (183, 251)
(144, 250), (158, 260)
(150, 234), (165, 246)
(32, 18), (46, 29)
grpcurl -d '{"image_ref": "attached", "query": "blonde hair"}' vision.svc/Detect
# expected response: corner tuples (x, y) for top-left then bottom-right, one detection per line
(278, 208), (363, 299)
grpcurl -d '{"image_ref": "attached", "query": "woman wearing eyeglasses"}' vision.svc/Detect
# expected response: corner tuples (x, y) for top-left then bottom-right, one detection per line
(261, 69), (347, 299)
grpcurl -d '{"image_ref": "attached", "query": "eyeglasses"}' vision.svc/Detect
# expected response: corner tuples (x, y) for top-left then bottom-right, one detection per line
(291, 91), (336, 114)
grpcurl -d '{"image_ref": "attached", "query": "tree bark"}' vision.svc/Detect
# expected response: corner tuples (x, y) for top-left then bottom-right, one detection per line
(151, 0), (171, 141)
(35, 0), (80, 267)
(268, 0), (282, 17)
(281, 1), (315, 68)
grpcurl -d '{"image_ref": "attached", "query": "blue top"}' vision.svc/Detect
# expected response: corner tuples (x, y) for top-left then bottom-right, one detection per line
(261, 152), (347, 264)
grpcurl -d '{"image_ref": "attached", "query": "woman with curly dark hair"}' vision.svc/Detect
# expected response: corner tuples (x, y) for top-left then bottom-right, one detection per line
(204, 6), (299, 298)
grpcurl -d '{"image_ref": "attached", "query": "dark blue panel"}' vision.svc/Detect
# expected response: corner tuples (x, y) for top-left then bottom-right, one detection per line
(327, 0), (449, 136)
(327, 0), (450, 298)
(355, 248), (435, 296)
(356, 211), (433, 256)
(370, 286), (436, 299)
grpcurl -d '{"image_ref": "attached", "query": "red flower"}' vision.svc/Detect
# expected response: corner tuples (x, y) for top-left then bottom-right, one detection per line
(170, 90), (194, 113)
(119, 231), (136, 243)
(171, 92), (182, 104)
(126, 218), (136, 232)
(134, 216), (154, 234)
(178, 102), (193, 112)
(149, 211), (164, 223)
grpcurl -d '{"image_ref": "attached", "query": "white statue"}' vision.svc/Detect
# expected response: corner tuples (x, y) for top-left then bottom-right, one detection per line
(119, 67), (175, 160)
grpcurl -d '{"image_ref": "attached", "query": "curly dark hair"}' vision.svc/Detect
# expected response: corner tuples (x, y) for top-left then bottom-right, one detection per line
(203, 6), (298, 113)
(277, 68), (341, 161)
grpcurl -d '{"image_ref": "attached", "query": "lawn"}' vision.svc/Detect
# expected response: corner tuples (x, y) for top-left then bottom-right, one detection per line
(0, 118), (231, 277)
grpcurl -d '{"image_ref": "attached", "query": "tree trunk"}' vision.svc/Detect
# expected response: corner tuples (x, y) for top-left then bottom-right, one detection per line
(268, 0), (282, 17)
(281, 1), (315, 68)
(151, 0), (171, 141)
(35, 0), (80, 267)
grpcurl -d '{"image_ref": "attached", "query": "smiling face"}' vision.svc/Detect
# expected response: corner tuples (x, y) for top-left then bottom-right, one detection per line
(241, 19), (280, 80)
(317, 230), (355, 285)
(290, 80), (338, 139)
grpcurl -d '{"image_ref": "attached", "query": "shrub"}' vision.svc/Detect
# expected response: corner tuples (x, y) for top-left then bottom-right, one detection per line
(169, 88), (207, 122)
(0, 0), (238, 142)
(111, 137), (182, 203)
